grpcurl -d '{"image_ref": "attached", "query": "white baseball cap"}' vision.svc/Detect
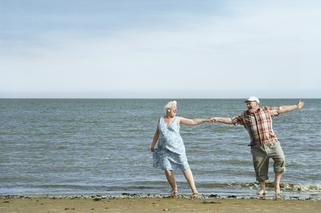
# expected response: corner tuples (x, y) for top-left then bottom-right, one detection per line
(245, 96), (260, 104)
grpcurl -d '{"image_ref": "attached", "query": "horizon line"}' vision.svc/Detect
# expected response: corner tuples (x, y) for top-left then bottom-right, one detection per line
(0, 97), (319, 100)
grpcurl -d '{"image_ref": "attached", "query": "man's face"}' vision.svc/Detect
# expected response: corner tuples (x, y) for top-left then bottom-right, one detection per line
(246, 101), (259, 110)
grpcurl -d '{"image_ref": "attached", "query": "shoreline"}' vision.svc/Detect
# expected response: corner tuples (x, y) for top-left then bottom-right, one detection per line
(1, 192), (321, 201)
(1, 195), (321, 213)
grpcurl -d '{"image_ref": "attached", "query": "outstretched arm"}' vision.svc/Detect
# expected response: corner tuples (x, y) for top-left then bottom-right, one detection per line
(150, 127), (160, 152)
(179, 117), (212, 126)
(211, 117), (235, 125)
(272, 100), (304, 115)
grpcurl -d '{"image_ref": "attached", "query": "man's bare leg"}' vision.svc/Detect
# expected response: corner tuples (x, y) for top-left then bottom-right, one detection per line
(274, 172), (283, 200)
(257, 180), (266, 196)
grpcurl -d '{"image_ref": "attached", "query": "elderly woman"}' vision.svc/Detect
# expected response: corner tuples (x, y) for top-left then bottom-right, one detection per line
(150, 100), (211, 197)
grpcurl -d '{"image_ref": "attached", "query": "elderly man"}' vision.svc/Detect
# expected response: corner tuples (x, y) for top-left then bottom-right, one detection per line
(212, 97), (304, 199)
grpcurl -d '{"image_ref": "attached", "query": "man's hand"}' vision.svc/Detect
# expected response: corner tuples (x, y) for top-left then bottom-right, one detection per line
(297, 100), (304, 109)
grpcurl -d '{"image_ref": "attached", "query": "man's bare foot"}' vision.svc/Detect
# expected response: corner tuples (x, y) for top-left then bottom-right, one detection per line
(274, 192), (281, 200)
(274, 188), (281, 200)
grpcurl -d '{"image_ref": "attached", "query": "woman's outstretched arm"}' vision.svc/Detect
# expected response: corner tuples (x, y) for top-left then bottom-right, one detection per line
(179, 117), (212, 126)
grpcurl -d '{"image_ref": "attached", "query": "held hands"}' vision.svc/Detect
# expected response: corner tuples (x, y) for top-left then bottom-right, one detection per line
(296, 100), (304, 109)
(209, 117), (217, 123)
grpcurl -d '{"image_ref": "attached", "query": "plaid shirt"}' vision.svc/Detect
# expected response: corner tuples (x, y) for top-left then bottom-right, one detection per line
(232, 106), (279, 145)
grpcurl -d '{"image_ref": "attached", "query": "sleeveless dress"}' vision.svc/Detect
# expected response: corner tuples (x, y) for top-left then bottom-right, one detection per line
(153, 116), (190, 171)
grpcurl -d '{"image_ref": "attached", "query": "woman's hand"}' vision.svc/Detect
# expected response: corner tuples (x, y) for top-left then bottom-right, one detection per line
(149, 145), (155, 152)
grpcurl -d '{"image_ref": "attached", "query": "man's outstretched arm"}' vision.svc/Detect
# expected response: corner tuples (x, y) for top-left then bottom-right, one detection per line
(274, 100), (304, 115)
(211, 117), (235, 125)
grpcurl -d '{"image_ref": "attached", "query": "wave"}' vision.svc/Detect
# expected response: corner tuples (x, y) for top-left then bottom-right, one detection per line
(279, 183), (321, 191)
(1, 182), (320, 197)
(108, 181), (321, 192)
(196, 182), (321, 192)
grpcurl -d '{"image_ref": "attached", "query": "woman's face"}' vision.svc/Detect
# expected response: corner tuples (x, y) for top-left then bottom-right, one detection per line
(167, 107), (177, 118)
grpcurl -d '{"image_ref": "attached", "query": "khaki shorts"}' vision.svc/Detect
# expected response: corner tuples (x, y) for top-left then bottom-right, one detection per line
(251, 140), (285, 181)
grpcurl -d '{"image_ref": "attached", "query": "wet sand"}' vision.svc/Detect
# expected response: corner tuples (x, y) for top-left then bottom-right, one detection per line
(1, 196), (321, 213)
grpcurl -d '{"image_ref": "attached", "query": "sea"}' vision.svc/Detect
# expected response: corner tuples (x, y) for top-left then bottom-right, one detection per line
(0, 99), (320, 199)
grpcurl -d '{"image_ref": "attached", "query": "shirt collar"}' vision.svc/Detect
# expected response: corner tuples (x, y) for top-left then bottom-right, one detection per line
(246, 107), (261, 115)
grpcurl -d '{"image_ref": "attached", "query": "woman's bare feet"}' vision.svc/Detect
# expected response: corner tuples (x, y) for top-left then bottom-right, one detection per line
(256, 189), (267, 196)
(170, 190), (178, 198)
(191, 191), (201, 198)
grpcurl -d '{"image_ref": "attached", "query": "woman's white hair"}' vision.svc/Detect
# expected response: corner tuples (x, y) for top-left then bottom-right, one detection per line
(164, 100), (177, 112)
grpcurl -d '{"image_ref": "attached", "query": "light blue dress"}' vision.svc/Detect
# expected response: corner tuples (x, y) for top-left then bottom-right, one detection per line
(153, 116), (190, 171)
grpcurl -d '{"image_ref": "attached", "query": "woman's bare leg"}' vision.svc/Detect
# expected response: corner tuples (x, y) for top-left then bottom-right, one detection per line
(182, 169), (198, 195)
(164, 170), (177, 197)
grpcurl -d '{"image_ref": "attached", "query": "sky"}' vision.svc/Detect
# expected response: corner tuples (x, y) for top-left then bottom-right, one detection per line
(1, 0), (321, 98)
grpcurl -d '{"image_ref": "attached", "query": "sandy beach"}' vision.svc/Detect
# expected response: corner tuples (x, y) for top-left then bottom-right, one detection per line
(1, 196), (321, 213)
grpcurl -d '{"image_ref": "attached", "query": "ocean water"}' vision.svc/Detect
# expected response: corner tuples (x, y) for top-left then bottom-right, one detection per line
(0, 99), (320, 199)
